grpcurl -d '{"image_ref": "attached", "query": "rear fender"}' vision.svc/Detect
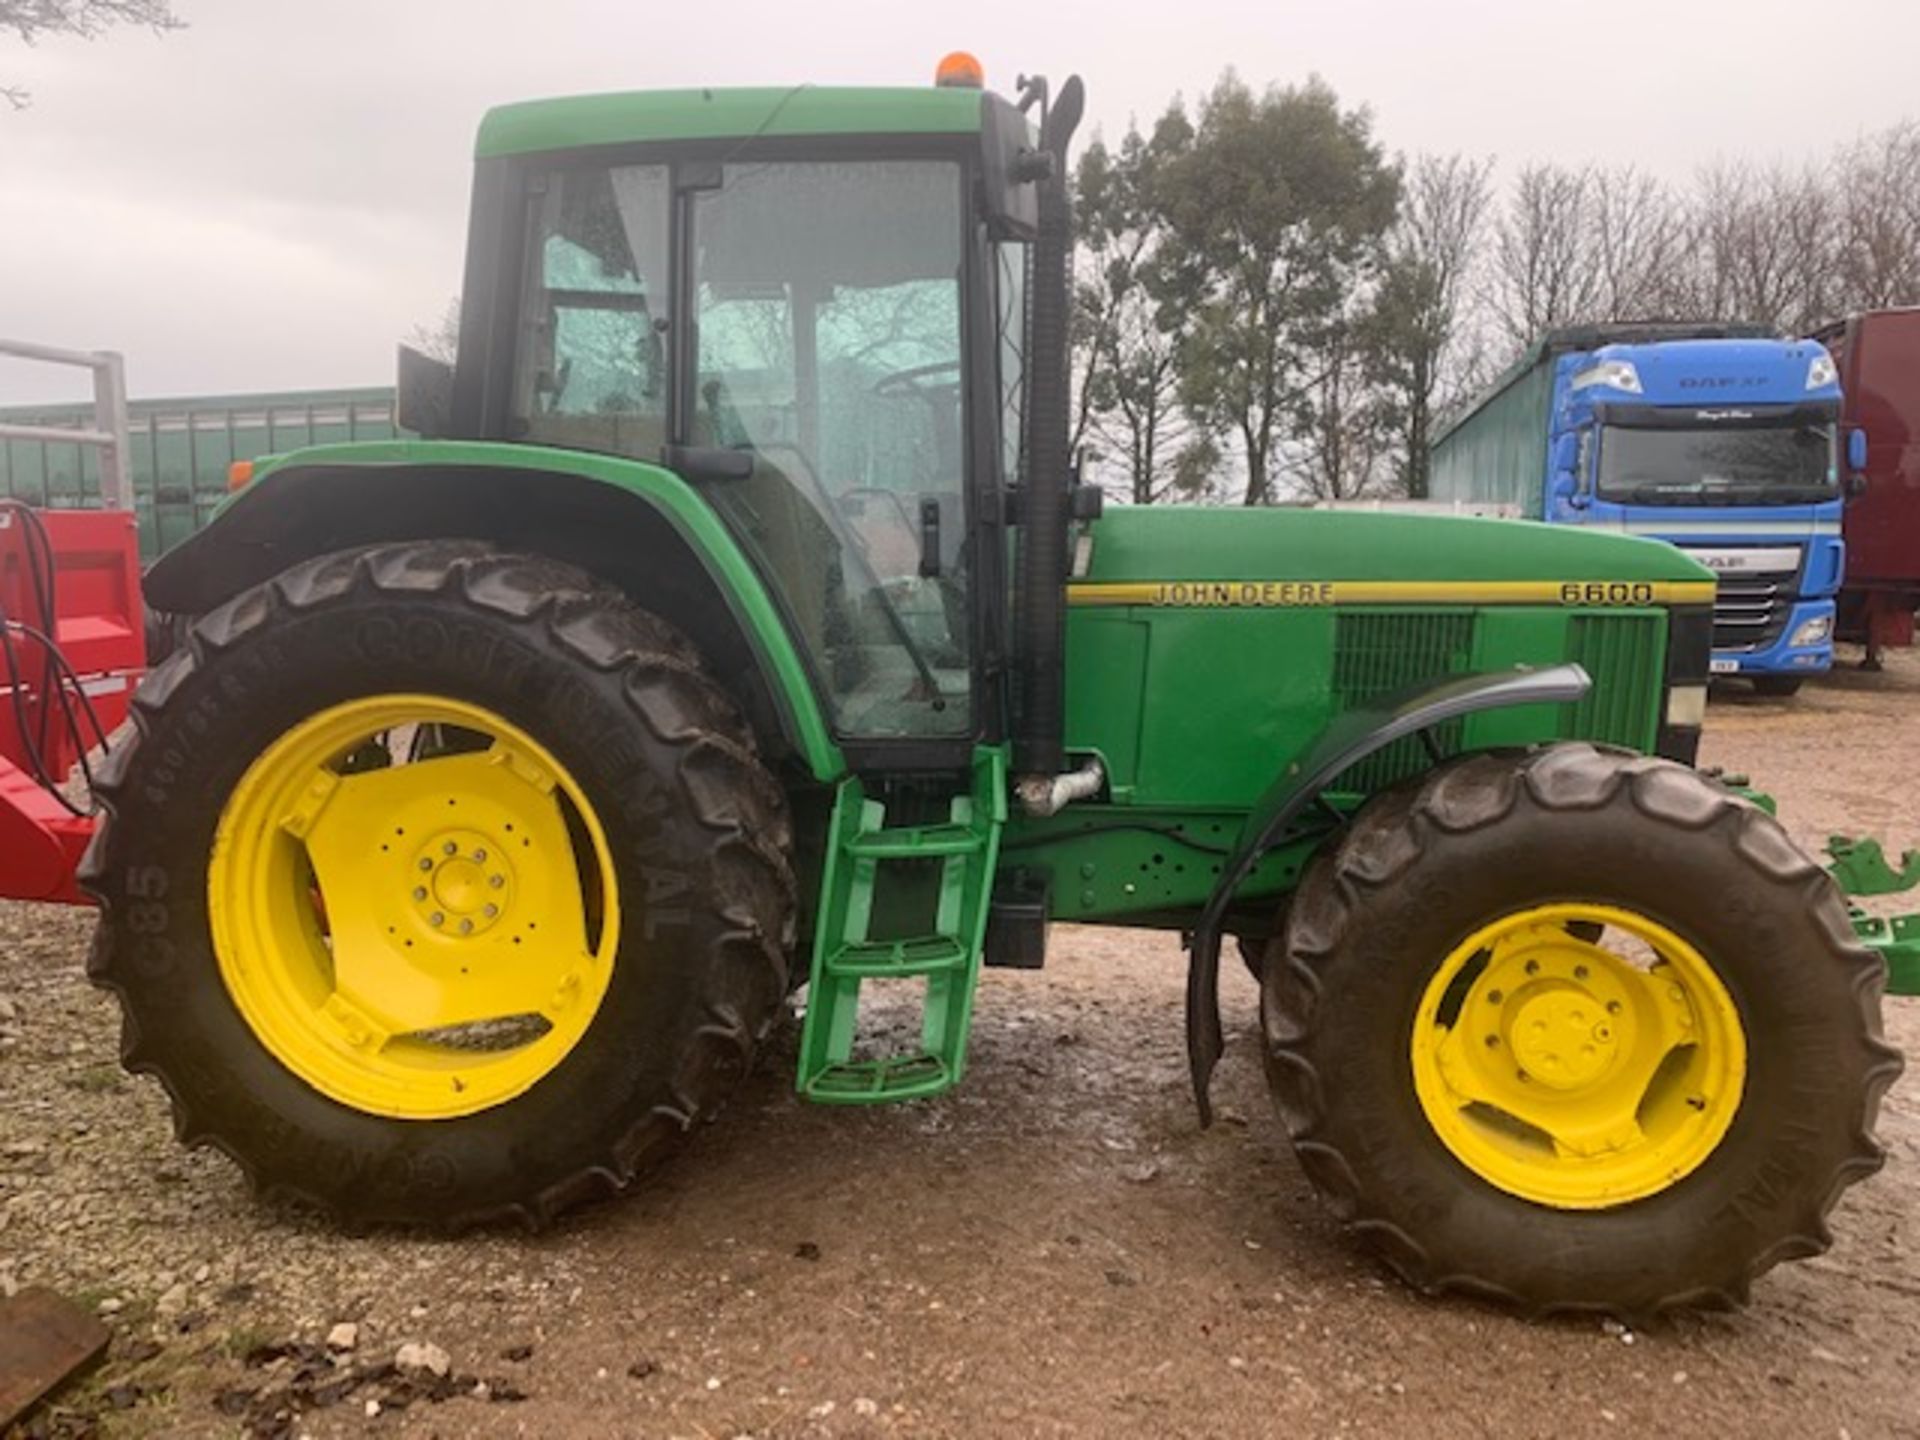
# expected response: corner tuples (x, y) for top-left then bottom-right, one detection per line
(143, 440), (844, 782)
(1184, 664), (1594, 1122)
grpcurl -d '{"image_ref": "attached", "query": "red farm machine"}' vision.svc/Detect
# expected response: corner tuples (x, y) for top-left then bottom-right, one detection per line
(0, 343), (145, 905)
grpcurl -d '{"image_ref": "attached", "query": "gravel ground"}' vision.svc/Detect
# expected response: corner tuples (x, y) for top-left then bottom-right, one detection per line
(2, 645), (1916, 1439)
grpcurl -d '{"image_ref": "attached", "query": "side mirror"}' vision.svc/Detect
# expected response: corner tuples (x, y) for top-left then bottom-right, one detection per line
(396, 344), (454, 439)
(1847, 427), (1869, 475)
(1550, 434), (1588, 510)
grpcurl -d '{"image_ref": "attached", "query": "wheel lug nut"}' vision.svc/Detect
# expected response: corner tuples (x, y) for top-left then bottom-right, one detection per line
(473, 848), (488, 862)
(1607, 1000), (1622, 1014)
(1484, 1035), (1500, 1049)
(1487, 990), (1503, 1005)
(429, 912), (445, 927)
(1524, 960), (1540, 976)
(443, 841), (458, 856)
(1574, 965), (1589, 981)
(483, 903), (498, 918)
(489, 874), (505, 889)
(413, 887), (428, 901)
(418, 858), (432, 872)
(459, 918), (473, 935)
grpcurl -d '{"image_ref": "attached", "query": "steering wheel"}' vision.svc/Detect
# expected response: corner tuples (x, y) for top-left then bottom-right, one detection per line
(873, 359), (962, 398)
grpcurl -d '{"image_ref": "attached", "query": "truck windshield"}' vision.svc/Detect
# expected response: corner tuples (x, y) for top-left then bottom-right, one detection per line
(1596, 422), (1839, 507)
(691, 159), (972, 740)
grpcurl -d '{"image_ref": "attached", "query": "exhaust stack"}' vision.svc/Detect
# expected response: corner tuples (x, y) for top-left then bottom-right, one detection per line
(1012, 74), (1085, 786)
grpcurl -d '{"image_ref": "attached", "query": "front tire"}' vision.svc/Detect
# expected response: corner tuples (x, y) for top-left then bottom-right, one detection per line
(1262, 744), (1901, 1319)
(1752, 675), (1804, 697)
(84, 542), (796, 1228)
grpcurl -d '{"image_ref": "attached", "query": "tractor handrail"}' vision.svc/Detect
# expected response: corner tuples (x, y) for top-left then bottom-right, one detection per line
(0, 340), (131, 509)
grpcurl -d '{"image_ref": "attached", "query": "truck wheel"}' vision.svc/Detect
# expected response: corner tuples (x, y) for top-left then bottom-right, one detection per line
(84, 542), (795, 1228)
(1263, 744), (1901, 1320)
(1752, 675), (1803, 697)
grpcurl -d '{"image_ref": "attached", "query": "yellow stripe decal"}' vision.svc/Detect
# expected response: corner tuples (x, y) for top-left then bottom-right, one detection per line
(1065, 579), (1718, 609)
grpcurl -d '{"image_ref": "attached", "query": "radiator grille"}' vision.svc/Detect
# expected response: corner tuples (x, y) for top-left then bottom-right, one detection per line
(1330, 613), (1476, 791)
(1564, 614), (1664, 751)
(1328, 610), (1665, 794)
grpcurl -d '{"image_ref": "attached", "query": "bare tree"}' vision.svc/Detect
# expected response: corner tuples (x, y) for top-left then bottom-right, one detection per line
(2, 0), (183, 107)
(1370, 152), (1494, 495)
(1484, 164), (1605, 350)
(1683, 162), (1831, 331)
(1590, 167), (1688, 319)
(407, 296), (462, 366)
(1833, 122), (1920, 313)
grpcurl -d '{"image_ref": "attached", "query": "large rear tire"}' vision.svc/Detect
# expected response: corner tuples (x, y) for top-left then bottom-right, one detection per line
(1261, 744), (1902, 1320)
(84, 542), (795, 1228)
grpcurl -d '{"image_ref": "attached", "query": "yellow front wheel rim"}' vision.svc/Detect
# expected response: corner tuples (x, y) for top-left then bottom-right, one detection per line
(208, 695), (621, 1121)
(1411, 903), (1746, 1209)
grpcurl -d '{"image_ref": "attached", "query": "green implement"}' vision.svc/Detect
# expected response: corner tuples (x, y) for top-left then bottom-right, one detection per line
(1827, 835), (1920, 996)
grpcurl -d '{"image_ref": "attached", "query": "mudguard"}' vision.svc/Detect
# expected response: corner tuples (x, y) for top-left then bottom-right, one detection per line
(142, 440), (844, 782)
(1184, 664), (1594, 1122)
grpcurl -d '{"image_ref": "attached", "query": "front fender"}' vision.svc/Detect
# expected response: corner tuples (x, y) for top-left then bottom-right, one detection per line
(1184, 664), (1594, 1122)
(145, 440), (844, 782)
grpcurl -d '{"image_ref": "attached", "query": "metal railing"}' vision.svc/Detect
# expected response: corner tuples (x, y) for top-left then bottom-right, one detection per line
(0, 340), (130, 508)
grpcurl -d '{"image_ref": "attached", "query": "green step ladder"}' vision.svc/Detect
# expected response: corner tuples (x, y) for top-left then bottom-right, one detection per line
(797, 746), (1007, 1104)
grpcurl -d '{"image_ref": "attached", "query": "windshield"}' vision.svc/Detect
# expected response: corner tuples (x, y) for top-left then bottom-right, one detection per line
(692, 159), (971, 739)
(1596, 422), (1839, 507)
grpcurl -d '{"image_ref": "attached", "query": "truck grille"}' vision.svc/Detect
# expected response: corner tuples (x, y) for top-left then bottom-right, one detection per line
(1710, 568), (1796, 653)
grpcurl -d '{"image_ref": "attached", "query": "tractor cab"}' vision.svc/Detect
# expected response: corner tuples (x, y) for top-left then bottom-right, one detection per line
(416, 67), (1066, 756)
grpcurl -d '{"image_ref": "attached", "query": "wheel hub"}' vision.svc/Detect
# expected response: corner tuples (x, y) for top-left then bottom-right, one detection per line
(1507, 986), (1619, 1089)
(412, 830), (513, 936)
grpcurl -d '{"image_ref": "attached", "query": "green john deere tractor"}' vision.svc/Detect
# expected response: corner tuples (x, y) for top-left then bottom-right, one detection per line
(85, 61), (1900, 1320)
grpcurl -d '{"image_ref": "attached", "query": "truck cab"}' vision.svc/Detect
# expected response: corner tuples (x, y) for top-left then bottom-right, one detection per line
(1434, 324), (1849, 691)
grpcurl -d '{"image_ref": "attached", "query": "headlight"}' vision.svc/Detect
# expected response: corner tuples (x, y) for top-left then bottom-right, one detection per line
(1807, 353), (1837, 391)
(1571, 360), (1643, 395)
(1789, 615), (1833, 648)
(1666, 684), (1708, 728)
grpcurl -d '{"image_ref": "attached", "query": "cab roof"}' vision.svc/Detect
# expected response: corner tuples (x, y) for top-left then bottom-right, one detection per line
(476, 85), (986, 160)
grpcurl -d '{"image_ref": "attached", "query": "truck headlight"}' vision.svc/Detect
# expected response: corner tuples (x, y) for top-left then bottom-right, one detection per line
(1789, 615), (1833, 648)
(1571, 360), (1643, 395)
(1666, 684), (1708, 728)
(1806, 353), (1837, 391)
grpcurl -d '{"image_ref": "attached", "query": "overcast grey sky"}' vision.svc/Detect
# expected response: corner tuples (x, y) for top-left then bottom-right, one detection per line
(4, 0), (1916, 404)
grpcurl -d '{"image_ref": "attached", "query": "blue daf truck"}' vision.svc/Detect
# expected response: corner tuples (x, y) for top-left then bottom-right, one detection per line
(1431, 323), (1856, 694)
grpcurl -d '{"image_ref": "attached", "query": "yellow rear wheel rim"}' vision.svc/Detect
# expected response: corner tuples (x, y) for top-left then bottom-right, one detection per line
(1410, 903), (1746, 1209)
(208, 695), (621, 1121)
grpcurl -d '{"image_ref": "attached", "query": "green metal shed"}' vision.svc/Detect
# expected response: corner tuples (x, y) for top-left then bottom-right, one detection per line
(0, 387), (402, 560)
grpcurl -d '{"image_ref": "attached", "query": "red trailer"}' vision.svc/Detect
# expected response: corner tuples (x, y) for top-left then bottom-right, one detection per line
(1815, 309), (1920, 668)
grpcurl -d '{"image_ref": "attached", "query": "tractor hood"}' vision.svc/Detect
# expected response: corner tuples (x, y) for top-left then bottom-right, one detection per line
(1069, 506), (1715, 608)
